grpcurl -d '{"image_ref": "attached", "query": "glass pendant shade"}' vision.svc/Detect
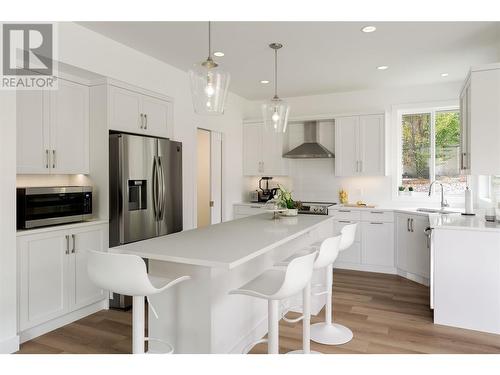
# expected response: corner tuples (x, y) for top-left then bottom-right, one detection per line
(189, 61), (230, 115)
(262, 97), (290, 133)
(262, 43), (290, 133)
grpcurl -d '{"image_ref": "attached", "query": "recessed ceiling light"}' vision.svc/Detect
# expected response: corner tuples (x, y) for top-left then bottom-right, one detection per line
(260, 80), (270, 84)
(361, 26), (377, 33)
(213, 51), (224, 57)
(377, 65), (389, 70)
(441, 73), (449, 77)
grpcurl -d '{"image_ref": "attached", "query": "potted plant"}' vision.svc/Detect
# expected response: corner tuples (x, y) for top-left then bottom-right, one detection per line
(408, 186), (414, 196)
(277, 185), (298, 216)
(398, 186), (406, 196)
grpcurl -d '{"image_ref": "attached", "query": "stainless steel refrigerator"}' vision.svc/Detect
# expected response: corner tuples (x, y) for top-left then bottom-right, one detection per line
(108, 133), (183, 308)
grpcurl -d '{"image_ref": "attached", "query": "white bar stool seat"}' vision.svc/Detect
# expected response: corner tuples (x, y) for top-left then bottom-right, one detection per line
(87, 250), (191, 354)
(230, 251), (317, 354)
(310, 223), (358, 346)
(277, 234), (342, 353)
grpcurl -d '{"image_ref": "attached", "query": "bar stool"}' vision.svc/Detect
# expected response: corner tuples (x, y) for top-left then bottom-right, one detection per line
(310, 223), (358, 345)
(87, 251), (191, 354)
(278, 234), (342, 354)
(229, 251), (317, 354)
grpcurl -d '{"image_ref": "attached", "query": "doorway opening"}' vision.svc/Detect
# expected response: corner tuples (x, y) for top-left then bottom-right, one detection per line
(196, 128), (223, 228)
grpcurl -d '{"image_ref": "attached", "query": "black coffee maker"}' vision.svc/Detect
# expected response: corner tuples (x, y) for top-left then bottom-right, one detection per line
(258, 177), (278, 202)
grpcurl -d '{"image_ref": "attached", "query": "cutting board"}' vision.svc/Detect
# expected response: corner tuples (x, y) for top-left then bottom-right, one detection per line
(342, 203), (377, 208)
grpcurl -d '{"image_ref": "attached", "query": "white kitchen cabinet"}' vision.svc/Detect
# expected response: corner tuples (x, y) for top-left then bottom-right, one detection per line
(459, 64), (500, 175)
(242, 122), (288, 176)
(395, 213), (430, 282)
(18, 223), (108, 331)
(16, 78), (89, 174)
(70, 225), (108, 310)
(18, 231), (70, 330)
(16, 90), (50, 174)
(108, 84), (172, 138)
(334, 219), (361, 264)
(50, 79), (90, 174)
(459, 79), (471, 172)
(361, 221), (394, 268)
(330, 208), (395, 274)
(335, 114), (385, 176)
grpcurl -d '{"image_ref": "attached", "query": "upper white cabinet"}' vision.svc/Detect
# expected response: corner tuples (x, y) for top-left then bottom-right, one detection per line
(108, 84), (172, 138)
(17, 78), (89, 174)
(335, 114), (385, 176)
(459, 64), (500, 175)
(17, 223), (108, 331)
(242, 122), (288, 176)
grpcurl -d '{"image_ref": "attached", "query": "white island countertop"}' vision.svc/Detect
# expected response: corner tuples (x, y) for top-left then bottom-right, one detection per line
(430, 213), (500, 232)
(111, 214), (334, 269)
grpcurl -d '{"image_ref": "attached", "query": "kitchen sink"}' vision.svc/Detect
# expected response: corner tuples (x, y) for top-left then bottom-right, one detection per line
(416, 208), (460, 214)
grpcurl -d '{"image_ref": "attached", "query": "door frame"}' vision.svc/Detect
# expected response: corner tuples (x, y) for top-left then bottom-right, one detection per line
(195, 127), (223, 228)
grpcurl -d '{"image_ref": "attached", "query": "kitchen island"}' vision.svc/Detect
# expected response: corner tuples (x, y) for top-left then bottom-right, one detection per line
(110, 213), (335, 353)
(431, 214), (500, 334)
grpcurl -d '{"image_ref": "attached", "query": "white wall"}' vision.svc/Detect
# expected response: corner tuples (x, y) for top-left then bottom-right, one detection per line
(0, 90), (19, 353)
(56, 22), (249, 227)
(245, 82), (462, 204)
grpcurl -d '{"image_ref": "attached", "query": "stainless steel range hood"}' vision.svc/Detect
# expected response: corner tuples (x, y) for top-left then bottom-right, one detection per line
(283, 121), (334, 159)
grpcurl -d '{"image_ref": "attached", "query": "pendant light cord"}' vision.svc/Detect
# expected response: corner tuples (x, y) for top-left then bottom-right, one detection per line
(274, 48), (278, 98)
(208, 21), (212, 59)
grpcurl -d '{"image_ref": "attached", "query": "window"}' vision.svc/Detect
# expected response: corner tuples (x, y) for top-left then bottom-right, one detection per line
(399, 107), (466, 196)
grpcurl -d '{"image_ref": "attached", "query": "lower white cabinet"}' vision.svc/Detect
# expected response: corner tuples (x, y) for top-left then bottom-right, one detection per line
(17, 223), (108, 331)
(395, 213), (430, 281)
(361, 221), (394, 268)
(331, 208), (395, 273)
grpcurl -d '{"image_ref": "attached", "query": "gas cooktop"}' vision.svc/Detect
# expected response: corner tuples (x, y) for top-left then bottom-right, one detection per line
(297, 202), (337, 215)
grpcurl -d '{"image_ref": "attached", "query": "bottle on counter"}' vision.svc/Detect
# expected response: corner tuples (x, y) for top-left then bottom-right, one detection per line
(464, 186), (473, 214)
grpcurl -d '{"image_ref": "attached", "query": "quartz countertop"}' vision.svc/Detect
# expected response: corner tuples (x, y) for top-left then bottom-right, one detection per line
(429, 214), (500, 232)
(110, 213), (334, 269)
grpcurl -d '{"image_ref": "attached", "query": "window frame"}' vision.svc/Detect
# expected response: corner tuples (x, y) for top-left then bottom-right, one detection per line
(391, 101), (463, 202)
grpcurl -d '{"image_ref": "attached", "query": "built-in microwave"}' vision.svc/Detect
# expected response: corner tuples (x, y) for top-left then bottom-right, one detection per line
(17, 186), (93, 229)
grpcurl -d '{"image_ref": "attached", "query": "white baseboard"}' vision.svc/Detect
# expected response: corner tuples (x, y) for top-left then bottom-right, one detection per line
(396, 269), (429, 286)
(19, 299), (107, 344)
(334, 262), (397, 275)
(0, 335), (20, 354)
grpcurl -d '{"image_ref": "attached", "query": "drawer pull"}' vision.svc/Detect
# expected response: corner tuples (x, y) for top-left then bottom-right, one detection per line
(370, 211), (384, 214)
(250, 205), (262, 209)
(338, 209), (351, 213)
(338, 220), (352, 223)
(370, 222), (384, 225)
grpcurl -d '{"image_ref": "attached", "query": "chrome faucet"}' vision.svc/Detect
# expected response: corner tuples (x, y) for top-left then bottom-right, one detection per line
(428, 181), (449, 209)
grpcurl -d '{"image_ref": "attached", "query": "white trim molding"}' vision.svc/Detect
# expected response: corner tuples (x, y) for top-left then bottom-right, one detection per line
(0, 335), (19, 354)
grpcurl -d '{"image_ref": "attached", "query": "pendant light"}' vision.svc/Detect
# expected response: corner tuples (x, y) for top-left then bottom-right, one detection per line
(262, 43), (290, 133)
(189, 21), (230, 115)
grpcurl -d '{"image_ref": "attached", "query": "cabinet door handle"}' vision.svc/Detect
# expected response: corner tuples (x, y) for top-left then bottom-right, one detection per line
(140, 113), (144, 129)
(52, 150), (56, 169)
(71, 234), (76, 253)
(359, 160), (363, 173)
(410, 218), (414, 232)
(65, 235), (70, 255)
(407, 218), (410, 232)
(144, 114), (148, 129)
(45, 149), (49, 168)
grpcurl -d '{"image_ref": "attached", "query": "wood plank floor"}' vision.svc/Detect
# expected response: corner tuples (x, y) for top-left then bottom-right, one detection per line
(17, 269), (500, 354)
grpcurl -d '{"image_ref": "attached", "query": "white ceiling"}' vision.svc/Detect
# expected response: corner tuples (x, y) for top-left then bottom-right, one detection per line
(79, 22), (500, 100)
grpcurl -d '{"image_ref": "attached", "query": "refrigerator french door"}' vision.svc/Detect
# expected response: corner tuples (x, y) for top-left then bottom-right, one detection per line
(109, 133), (183, 308)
